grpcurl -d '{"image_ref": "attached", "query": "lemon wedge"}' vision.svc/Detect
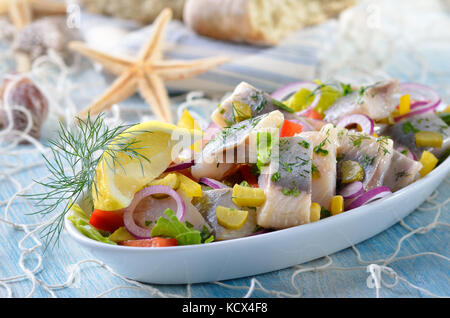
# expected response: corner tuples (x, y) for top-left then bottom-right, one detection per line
(92, 121), (201, 211)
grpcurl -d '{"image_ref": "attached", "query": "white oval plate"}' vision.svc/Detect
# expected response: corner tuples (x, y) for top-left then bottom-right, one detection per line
(65, 157), (450, 284)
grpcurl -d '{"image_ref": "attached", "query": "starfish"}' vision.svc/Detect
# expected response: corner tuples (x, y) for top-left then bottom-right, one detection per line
(69, 8), (230, 123)
(0, 0), (67, 29)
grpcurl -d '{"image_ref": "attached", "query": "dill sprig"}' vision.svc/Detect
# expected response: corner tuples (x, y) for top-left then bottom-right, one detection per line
(24, 113), (151, 249)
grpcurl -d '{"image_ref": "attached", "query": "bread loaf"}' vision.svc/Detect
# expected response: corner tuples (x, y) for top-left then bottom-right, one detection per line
(78, 0), (185, 24)
(183, 0), (356, 45)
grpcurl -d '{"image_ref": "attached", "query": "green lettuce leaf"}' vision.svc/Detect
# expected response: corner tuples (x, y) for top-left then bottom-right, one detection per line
(151, 209), (213, 245)
(68, 204), (116, 245)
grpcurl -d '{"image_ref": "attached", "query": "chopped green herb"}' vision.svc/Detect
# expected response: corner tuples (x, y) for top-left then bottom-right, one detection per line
(376, 136), (391, 155)
(361, 154), (375, 169)
(253, 93), (268, 113)
(356, 82), (381, 104)
(271, 172), (281, 182)
(282, 187), (300, 197)
(272, 98), (295, 113)
(299, 140), (310, 149)
(219, 108), (225, 114)
(200, 225), (214, 243)
(240, 180), (250, 187)
(402, 121), (419, 134)
(340, 83), (354, 96)
(320, 207), (331, 219)
(145, 220), (153, 227)
(347, 133), (371, 148)
(311, 163), (320, 178)
(313, 134), (330, 156)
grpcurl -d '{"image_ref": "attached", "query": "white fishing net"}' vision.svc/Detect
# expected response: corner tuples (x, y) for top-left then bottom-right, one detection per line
(0, 0), (449, 298)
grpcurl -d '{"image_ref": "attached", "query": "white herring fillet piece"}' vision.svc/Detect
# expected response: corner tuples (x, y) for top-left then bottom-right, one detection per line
(383, 150), (422, 192)
(324, 79), (399, 124)
(191, 110), (284, 180)
(192, 188), (257, 241)
(381, 112), (450, 160)
(327, 125), (394, 191)
(257, 136), (313, 229)
(211, 82), (289, 128)
(299, 129), (337, 210)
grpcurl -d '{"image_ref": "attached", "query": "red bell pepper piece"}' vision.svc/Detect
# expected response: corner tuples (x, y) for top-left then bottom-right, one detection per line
(120, 238), (178, 247)
(280, 120), (303, 137)
(89, 209), (124, 232)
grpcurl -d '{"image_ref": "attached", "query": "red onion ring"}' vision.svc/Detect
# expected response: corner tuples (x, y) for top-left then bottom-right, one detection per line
(410, 101), (429, 109)
(337, 114), (374, 135)
(346, 186), (392, 210)
(396, 146), (417, 161)
(199, 177), (229, 189)
(164, 161), (194, 173)
(339, 181), (364, 199)
(123, 186), (186, 239)
(394, 83), (441, 122)
(271, 82), (321, 116)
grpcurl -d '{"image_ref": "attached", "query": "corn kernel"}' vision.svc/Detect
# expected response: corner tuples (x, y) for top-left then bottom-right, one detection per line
(310, 202), (321, 222)
(398, 94), (410, 115)
(415, 131), (443, 148)
(419, 151), (438, 178)
(232, 184), (266, 207)
(331, 195), (344, 215)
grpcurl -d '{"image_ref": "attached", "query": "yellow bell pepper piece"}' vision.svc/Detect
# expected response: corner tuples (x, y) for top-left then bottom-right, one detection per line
(177, 109), (202, 131)
(331, 195), (344, 216)
(177, 109), (203, 152)
(310, 202), (321, 222)
(443, 105), (450, 113)
(398, 94), (410, 115)
(216, 206), (249, 230)
(415, 131), (443, 148)
(372, 132), (379, 138)
(419, 151), (438, 178)
(232, 101), (252, 122)
(232, 184), (266, 207)
(109, 227), (135, 242)
(148, 173), (180, 189)
(175, 173), (202, 197)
